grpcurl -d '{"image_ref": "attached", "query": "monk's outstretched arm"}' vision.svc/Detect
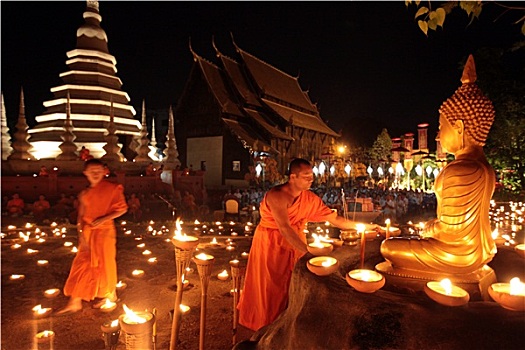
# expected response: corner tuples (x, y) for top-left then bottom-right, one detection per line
(328, 215), (378, 232)
(266, 191), (308, 254)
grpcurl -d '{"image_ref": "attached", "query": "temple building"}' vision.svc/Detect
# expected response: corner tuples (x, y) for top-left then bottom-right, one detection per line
(28, 0), (141, 160)
(175, 39), (339, 187)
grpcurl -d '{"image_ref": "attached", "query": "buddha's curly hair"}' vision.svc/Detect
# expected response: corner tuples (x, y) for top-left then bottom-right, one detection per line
(438, 82), (495, 147)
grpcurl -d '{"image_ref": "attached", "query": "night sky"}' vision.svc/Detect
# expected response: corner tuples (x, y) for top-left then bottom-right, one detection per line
(1, 1), (522, 148)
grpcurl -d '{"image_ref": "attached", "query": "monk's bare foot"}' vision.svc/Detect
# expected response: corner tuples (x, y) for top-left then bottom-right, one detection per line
(55, 305), (81, 315)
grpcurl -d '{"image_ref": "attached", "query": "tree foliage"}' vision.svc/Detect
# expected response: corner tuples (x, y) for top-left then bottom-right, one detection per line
(406, 1), (525, 36)
(369, 128), (393, 164)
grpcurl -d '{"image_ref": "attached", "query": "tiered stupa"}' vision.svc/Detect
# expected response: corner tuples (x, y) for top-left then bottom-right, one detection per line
(28, 0), (140, 160)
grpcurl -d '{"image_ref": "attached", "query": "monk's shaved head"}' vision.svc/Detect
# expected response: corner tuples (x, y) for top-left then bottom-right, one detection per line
(288, 158), (311, 176)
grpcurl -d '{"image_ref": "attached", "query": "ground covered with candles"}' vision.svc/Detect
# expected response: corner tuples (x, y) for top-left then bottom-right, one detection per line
(1, 220), (256, 349)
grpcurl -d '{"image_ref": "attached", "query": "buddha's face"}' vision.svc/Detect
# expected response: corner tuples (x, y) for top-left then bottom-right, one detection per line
(439, 114), (462, 154)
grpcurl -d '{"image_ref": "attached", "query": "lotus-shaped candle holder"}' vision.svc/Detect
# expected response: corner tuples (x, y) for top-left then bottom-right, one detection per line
(424, 280), (470, 307)
(307, 242), (333, 256)
(346, 269), (385, 293)
(307, 256), (339, 276)
(488, 279), (525, 311)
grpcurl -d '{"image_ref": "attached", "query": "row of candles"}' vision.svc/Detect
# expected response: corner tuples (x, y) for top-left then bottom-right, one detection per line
(305, 223), (525, 311)
(3, 218), (252, 348)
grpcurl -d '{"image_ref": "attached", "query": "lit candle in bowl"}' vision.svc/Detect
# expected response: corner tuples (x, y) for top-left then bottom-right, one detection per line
(171, 218), (199, 250)
(32, 304), (52, 318)
(307, 256), (339, 276)
(147, 257), (157, 265)
(9, 274), (25, 281)
(307, 234), (333, 256)
(35, 330), (55, 343)
(514, 244), (525, 258)
(44, 288), (61, 298)
(217, 269), (229, 281)
(99, 298), (118, 313)
(131, 269), (145, 278)
(346, 269), (385, 293)
(424, 278), (470, 307)
(116, 281), (127, 291)
(193, 253), (214, 265)
(488, 277), (525, 311)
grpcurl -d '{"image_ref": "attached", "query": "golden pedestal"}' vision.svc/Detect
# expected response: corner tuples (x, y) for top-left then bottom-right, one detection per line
(375, 261), (497, 301)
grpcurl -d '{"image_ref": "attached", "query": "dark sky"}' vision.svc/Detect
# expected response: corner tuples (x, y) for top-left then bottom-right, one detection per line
(1, 1), (522, 147)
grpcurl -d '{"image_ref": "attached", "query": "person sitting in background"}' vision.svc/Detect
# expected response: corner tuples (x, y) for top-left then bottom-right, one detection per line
(7, 193), (25, 217)
(32, 195), (51, 223)
(145, 162), (155, 176)
(39, 165), (49, 176)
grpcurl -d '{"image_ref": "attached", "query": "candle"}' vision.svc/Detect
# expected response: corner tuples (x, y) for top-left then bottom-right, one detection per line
(307, 241), (333, 256)
(101, 319), (120, 333)
(33, 304), (52, 318)
(132, 269), (145, 278)
(346, 269), (385, 293)
(44, 288), (61, 298)
(120, 304), (151, 324)
(356, 224), (366, 269)
(307, 256), (339, 276)
(9, 274), (25, 281)
(147, 257), (157, 265)
(241, 251), (249, 259)
(11, 243), (21, 250)
(424, 279), (470, 307)
(488, 277), (525, 311)
(210, 237), (219, 246)
(194, 253), (214, 263)
(116, 281), (127, 290)
(217, 270), (229, 281)
(226, 245), (236, 252)
(137, 243), (146, 248)
(64, 241), (73, 247)
(37, 260), (49, 266)
(384, 219), (391, 239)
(172, 219), (199, 250)
(515, 244), (525, 258)
(35, 330), (55, 343)
(27, 248), (39, 254)
(142, 249), (152, 256)
(99, 298), (118, 312)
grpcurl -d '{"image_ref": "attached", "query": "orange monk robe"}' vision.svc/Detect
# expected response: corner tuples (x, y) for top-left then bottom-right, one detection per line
(63, 180), (128, 301)
(238, 190), (337, 331)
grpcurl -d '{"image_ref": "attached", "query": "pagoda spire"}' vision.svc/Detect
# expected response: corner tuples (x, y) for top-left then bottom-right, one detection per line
(148, 117), (158, 160)
(8, 87), (35, 160)
(163, 105), (181, 169)
(1, 92), (12, 160)
(102, 97), (123, 162)
(56, 92), (78, 160)
(134, 99), (152, 162)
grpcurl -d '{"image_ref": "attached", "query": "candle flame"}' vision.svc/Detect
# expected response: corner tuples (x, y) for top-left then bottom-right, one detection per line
(122, 304), (147, 324)
(110, 319), (119, 327)
(195, 253), (212, 260)
(219, 270), (228, 276)
(361, 269), (371, 281)
(180, 304), (190, 313)
(510, 277), (525, 296)
(440, 278), (453, 295)
(491, 228), (499, 239)
(356, 224), (366, 233)
(321, 260), (332, 267)
(385, 218), (391, 225)
(101, 298), (116, 309)
(211, 237), (218, 244)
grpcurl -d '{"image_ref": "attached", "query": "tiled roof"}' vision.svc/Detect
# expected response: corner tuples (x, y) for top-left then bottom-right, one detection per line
(222, 118), (279, 155)
(219, 55), (261, 107)
(244, 108), (293, 141)
(196, 56), (244, 117)
(262, 99), (339, 137)
(238, 48), (317, 113)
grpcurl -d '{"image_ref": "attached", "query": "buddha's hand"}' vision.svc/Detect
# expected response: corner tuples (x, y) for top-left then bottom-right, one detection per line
(420, 219), (439, 239)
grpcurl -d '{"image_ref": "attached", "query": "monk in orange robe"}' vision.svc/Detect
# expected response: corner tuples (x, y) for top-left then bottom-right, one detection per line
(57, 159), (128, 314)
(238, 158), (378, 331)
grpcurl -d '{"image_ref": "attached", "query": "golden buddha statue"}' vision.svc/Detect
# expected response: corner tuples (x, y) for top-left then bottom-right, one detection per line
(378, 55), (497, 281)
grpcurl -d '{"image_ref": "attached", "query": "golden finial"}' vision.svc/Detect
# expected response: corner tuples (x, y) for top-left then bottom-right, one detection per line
(460, 54), (477, 84)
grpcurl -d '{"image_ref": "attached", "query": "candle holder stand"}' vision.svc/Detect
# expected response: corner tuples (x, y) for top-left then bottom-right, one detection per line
(230, 259), (246, 345)
(170, 247), (196, 350)
(194, 256), (215, 350)
(119, 312), (155, 350)
(101, 321), (121, 350)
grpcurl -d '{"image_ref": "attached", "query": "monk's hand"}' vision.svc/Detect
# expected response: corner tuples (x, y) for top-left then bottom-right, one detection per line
(91, 217), (106, 227)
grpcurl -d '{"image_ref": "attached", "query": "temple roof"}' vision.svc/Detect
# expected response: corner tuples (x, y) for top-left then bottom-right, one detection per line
(236, 47), (317, 113)
(244, 108), (294, 141)
(262, 99), (339, 137)
(222, 118), (279, 155)
(219, 54), (261, 107)
(193, 53), (244, 117)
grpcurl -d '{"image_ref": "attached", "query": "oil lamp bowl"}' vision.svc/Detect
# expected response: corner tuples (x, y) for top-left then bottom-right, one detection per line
(307, 242), (333, 256)
(514, 244), (525, 259)
(307, 256), (339, 276)
(331, 239), (344, 248)
(171, 236), (199, 250)
(424, 281), (470, 307)
(378, 226), (401, 238)
(339, 230), (360, 246)
(488, 283), (525, 311)
(346, 269), (385, 293)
